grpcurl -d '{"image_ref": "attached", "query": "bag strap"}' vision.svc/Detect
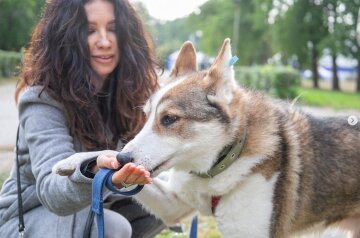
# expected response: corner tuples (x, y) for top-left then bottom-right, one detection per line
(15, 125), (25, 237)
(82, 207), (95, 238)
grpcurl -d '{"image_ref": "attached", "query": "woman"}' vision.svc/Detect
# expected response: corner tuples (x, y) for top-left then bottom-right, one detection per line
(0, 0), (165, 237)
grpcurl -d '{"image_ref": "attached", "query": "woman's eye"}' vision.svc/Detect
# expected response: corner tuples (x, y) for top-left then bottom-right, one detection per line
(88, 28), (95, 34)
(108, 23), (116, 32)
(108, 27), (116, 32)
(160, 115), (178, 127)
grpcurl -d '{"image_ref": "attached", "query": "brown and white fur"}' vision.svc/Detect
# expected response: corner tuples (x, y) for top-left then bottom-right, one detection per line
(55, 39), (360, 238)
(120, 39), (360, 238)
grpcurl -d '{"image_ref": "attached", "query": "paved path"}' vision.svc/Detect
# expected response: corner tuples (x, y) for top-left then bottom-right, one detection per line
(0, 81), (17, 174)
(0, 81), (358, 237)
(0, 81), (18, 147)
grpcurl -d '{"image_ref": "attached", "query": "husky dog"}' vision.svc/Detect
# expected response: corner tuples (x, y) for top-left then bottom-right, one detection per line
(54, 39), (360, 238)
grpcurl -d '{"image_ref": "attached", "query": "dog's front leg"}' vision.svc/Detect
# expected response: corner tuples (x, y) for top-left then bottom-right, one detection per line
(134, 177), (195, 225)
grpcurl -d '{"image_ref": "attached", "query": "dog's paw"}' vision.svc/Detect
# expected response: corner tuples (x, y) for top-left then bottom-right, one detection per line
(52, 159), (76, 176)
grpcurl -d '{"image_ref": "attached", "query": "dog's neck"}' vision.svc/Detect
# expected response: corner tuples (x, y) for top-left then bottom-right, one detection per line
(236, 90), (282, 158)
(191, 127), (248, 178)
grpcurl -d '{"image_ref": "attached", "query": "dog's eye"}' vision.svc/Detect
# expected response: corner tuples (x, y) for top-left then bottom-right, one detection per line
(160, 115), (178, 126)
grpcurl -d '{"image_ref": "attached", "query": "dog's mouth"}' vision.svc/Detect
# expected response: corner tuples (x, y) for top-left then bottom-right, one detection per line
(150, 158), (172, 177)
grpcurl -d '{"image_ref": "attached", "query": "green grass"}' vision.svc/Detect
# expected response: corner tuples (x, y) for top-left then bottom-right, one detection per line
(295, 87), (360, 110)
(0, 173), (9, 190)
(155, 216), (221, 238)
(0, 77), (18, 85)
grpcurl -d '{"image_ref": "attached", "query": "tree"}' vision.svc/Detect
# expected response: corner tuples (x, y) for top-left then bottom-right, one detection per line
(321, 0), (353, 91)
(271, 0), (328, 88)
(0, 0), (44, 51)
(342, 0), (360, 92)
(186, 0), (273, 65)
(151, 19), (192, 62)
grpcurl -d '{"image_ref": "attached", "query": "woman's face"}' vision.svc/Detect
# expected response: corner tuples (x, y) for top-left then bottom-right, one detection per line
(85, 0), (119, 80)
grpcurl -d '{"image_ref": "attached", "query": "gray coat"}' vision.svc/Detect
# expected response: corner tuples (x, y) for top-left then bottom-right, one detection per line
(0, 86), (164, 238)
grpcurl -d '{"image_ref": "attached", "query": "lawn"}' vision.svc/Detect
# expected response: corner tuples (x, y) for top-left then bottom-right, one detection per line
(0, 174), (7, 188)
(0, 77), (18, 84)
(155, 216), (221, 238)
(295, 87), (360, 110)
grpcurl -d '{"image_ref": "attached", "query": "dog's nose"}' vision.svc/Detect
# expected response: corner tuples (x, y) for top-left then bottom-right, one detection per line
(116, 152), (134, 168)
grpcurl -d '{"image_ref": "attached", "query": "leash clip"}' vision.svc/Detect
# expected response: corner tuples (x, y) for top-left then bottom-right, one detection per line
(18, 223), (25, 238)
(19, 229), (25, 238)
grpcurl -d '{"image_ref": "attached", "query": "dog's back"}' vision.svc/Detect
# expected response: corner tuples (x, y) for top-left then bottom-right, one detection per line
(288, 113), (360, 233)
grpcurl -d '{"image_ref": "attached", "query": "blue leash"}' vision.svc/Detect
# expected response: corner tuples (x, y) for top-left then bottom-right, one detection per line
(189, 215), (198, 238)
(92, 169), (198, 238)
(92, 168), (143, 238)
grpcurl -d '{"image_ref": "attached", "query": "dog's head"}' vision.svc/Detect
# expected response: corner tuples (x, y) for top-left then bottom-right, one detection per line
(121, 39), (245, 177)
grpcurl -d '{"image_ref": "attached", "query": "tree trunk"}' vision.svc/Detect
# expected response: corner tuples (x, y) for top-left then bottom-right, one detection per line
(311, 44), (319, 88)
(232, 0), (241, 55)
(357, 62), (360, 93)
(331, 51), (340, 91)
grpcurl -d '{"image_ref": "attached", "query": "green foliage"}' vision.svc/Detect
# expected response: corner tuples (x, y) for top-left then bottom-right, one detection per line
(185, 0), (234, 55)
(183, 0), (273, 65)
(145, 0), (274, 65)
(235, 65), (301, 99)
(341, 1), (360, 60)
(152, 19), (191, 61)
(0, 0), (45, 51)
(0, 50), (22, 78)
(271, 0), (329, 67)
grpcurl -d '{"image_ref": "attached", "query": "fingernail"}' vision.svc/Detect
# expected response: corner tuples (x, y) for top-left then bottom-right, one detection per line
(111, 161), (117, 169)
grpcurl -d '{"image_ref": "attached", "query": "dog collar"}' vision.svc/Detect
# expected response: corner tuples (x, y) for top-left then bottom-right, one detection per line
(191, 128), (247, 178)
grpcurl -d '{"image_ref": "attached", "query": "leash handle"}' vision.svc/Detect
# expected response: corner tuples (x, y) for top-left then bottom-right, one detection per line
(92, 168), (143, 238)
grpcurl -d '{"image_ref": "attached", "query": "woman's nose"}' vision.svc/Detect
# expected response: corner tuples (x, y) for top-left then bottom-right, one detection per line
(97, 31), (111, 48)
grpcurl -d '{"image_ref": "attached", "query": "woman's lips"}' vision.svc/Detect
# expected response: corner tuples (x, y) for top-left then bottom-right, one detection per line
(92, 55), (114, 63)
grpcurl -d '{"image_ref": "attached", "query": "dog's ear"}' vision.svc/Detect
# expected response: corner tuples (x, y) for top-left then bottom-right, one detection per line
(206, 38), (237, 105)
(169, 41), (197, 78)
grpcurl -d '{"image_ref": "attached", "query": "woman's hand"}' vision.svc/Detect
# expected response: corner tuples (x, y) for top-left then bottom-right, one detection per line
(93, 154), (152, 188)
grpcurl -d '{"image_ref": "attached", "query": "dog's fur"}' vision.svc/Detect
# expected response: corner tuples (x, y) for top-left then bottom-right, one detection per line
(119, 39), (360, 238)
(54, 39), (360, 238)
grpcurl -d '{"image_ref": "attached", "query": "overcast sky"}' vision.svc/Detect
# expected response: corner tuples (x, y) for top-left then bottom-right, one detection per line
(131, 0), (209, 21)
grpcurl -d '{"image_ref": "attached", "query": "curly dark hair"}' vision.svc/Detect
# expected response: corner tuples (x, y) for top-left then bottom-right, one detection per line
(16, 0), (160, 150)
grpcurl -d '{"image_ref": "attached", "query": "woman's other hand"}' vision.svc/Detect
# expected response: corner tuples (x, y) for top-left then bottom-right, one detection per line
(94, 154), (152, 188)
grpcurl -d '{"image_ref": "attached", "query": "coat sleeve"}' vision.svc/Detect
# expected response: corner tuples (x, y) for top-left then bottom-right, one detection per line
(18, 87), (113, 216)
